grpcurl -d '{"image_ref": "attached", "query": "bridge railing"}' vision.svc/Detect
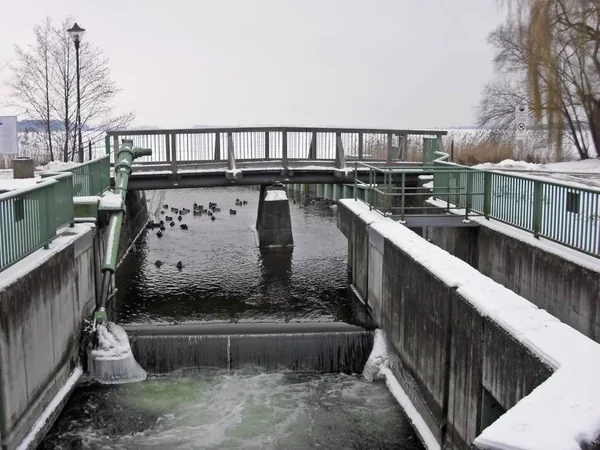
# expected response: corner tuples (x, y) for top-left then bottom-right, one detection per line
(105, 127), (448, 169)
(0, 173), (75, 272)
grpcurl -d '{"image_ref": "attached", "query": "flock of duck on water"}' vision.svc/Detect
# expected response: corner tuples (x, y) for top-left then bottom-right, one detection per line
(146, 198), (249, 270)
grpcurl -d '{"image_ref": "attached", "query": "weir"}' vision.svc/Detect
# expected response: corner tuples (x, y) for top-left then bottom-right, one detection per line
(125, 322), (373, 374)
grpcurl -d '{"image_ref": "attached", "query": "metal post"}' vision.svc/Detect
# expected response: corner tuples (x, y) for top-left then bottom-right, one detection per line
(401, 171), (406, 222)
(533, 180), (543, 238)
(358, 132), (364, 161)
(465, 171), (472, 221)
(282, 130), (288, 171)
(354, 162), (357, 200)
(483, 171), (492, 219)
(75, 40), (83, 163)
(265, 131), (270, 160)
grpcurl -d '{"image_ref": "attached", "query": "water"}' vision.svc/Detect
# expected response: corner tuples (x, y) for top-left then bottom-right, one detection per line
(40, 372), (423, 450)
(113, 186), (358, 325)
(41, 186), (423, 449)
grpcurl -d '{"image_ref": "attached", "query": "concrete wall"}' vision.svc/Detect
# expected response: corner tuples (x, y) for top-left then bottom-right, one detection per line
(0, 190), (148, 450)
(0, 225), (96, 450)
(424, 221), (600, 343)
(338, 199), (600, 450)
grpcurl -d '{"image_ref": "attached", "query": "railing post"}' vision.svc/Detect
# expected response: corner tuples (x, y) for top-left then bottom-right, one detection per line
(309, 131), (317, 159)
(265, 131), (270, 160)
(282, 130), (288, 171)
(386, 132), (393, 165)
(112, 136), (119, 167)
(170, 133), (178, 175)
(354, 162), (357, 201)
(483, 171), (492, 219)
(105, 135), (110, 155)
(401, 171), (406, 222)
(227, 132), (236, 171)
(335, 132), (346, 170)
(165, 133), (171, 164)
(214, 132), (221, 161)
(358, 133), (364, 161)
(465, 170), (472, 221)
(533, 180), (543, 238)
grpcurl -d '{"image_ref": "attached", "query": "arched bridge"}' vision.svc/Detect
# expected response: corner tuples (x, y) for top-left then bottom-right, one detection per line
(105, 126), (447, 189)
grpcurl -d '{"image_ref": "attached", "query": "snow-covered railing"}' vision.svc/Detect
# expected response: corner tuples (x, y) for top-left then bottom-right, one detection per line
(53, 155), (110, 197)
(431, 162), (600, 258)
(105, 126), (448, 169)
(0, 173), (74, 272)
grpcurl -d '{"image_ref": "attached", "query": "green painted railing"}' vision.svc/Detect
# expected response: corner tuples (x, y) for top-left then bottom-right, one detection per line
(0, 173), (75, 272)
(57, 155), (111, 197)
(353, 162), (485, 222)
(432, 160), (600, 257)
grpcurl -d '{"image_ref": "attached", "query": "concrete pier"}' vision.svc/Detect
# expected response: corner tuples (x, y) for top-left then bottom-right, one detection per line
(256, 184), (293, 248)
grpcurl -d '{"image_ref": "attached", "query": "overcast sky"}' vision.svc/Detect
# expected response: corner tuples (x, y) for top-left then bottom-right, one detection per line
(0, 0), (505, 129)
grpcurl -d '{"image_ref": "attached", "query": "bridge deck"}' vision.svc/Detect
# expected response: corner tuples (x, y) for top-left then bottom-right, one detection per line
(116, 160), (428, 189)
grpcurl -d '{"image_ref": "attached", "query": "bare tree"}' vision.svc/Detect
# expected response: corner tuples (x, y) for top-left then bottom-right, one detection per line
(7, 16), (135, 163)
(6, 18), (55, 161)
(497, 0), (600, 158)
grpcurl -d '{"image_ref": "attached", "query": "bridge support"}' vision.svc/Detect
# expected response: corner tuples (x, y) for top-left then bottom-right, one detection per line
(256, 184), (294, 248)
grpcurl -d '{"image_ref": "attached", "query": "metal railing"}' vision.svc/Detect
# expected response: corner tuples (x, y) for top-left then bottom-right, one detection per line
(432, 161), (600, 257)
(0, 173), (75, 272)
(106, 127), (448, 169)
(353, 162), (485, 222)
(44, 155), (111, 197)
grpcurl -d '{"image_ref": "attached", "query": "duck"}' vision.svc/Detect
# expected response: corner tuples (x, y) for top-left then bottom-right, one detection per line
(214, 207), (221, 212)
(193, 210), (202, 216)
(176, 261), (183, 270)
(193, 202), (198, 207)
(229, 209), (237, 215)
(163, 204), (168, 209)
(160, 210), (165, 215)
(170, 221), (175, 227)
(146, 221), (156, 229)
(165, 216), (173, 221)
(178, 215), (182, 221)
(156, 231), (163, 238)
(242, 200), (248, 205)
(211, 215), (216, 221)
(180, 224), (188, 230)
(159, 220), (165, 226)
(160, 226), (165, 231)
(155, 260), (163, 267)
(207, 210), (213, 216)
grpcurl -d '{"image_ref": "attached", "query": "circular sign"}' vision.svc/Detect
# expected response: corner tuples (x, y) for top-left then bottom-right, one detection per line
(517, 123), (526, 131)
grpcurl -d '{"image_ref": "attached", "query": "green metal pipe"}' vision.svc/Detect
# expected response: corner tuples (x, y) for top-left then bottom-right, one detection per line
(94, 139), (151, 328)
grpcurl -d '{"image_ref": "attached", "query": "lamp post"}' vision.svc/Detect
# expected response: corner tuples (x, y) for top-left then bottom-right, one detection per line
(67, 23), (86, 162)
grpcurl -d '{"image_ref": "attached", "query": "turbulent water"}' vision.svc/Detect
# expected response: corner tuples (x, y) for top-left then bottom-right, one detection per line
(41, 372), (423, 450)
(40, 186), (423, 449)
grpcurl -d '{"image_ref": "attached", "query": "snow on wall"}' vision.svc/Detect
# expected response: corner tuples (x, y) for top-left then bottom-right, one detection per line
(340, 198), (600, 450)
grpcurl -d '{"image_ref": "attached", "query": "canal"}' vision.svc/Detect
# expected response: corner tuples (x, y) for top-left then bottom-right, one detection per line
(40, 186), (423, 450)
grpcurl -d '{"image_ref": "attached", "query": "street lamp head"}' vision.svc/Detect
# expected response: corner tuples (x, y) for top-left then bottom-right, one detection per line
(67, 23), (86, 44)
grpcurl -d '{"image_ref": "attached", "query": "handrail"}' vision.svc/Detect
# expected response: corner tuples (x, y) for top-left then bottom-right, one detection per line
(0, 173), (75, 272)
(107, 126), (449, 136)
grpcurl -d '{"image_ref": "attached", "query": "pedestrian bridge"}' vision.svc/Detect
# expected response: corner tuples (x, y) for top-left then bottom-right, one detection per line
(105, 126), (446, 189)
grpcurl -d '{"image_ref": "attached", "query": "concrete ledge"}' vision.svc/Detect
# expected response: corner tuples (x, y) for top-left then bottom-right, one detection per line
(424, 198), (600, 343)
(338, 199), (600, 450)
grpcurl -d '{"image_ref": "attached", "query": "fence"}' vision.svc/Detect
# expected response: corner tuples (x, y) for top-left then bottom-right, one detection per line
(353, 162), (485, 222)
(105, 127), (448, 167)
(0, 173), (74, 271)
(431, 146), (600, 257)
(52, 155), (111, 197)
